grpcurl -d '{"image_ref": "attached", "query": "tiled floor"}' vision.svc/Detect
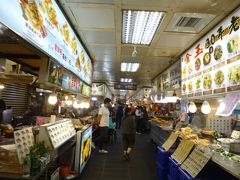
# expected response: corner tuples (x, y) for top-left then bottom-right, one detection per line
(79, 132), (157, 180)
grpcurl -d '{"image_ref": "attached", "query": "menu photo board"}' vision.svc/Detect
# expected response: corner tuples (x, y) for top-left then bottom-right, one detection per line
(181, 7), (240, 97)
(82, 83), (92, 97)
(162, 133), (178, 151)
(171, 140), (195, 164)
(0, 0), (92, 85)
(212, 65), (227, 94)
(181, 146), (213, 178)
(48, 61), (83, 94)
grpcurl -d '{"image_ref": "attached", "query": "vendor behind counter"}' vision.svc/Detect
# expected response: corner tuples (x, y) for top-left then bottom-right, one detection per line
(174, 111), (206, 130)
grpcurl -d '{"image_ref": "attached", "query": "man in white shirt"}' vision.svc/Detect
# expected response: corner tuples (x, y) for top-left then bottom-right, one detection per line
(95, 98), (112, 153)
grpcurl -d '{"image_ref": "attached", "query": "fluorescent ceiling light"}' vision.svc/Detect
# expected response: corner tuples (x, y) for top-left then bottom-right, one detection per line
(121, 78), (133, 83)
(122, 10), (164, 45)
(121, 63), (140, 72)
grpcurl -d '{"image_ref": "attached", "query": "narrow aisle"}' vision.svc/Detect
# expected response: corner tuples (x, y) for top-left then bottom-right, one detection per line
(79, 132), (157, 180)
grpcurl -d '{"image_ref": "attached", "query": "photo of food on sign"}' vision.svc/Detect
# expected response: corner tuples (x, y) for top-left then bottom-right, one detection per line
(182, 83), (186, 93)
(81, 137), (91, 168)
(203, 52), (211, 66)
(188, 64), (193, 74)
(83, 64), (87, 77)
(71, 36), (78, 54)
(39, 0), (58, 29)
(182, 67), (187, 78)
(214, 70), (224, 86)
(195, 58), (201, 71)
(60, 22), (70, 43)
(195, 78), (201, 89)
(75, 56), (81, 70)
(19, 0), (44, 30)
(214, 45), (223, 61)
(228, 64), (240, 84)
(188, 81), (193, 92)
(203, 74), (212, 89)
(81, 50), (85, 64)
(227, 35), (240, 53)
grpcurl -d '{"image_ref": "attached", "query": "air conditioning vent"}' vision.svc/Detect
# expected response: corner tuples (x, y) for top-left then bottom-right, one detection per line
(166, 12), (216, 33)
(176, 17), (202, 28)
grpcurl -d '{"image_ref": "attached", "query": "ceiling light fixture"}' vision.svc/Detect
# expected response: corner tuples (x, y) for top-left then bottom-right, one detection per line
(122, 10), (165, 45)
(121, 78), (133, 83)
(201, 100), (211, 114)
(121, 63), (140, 72)
(48, 93), (58, 105)
(188, 101), (197, 113)
(0, 83), (5, 90)
(91, 97), (97, 101)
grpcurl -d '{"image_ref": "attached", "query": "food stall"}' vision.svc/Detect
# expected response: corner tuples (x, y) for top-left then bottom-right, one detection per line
(150, 61), (182, 146)
(0, 0), (94, 179)
(154, 6), (240, 180)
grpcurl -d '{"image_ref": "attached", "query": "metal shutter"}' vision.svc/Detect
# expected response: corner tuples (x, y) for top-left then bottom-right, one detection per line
(1, 83), (29, 116)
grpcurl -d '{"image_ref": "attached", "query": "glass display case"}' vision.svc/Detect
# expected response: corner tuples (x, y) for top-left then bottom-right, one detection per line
(38, 119), (76, 149)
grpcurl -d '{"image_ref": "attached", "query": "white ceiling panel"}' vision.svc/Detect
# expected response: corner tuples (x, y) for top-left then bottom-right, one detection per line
(91, 45), (116, 55)
(66, 0), (113, 3)
(70, 7), (115, 29)
(122, 0), (174, 7)
(157, 33), (196, 48)
(151, 48), (181, 57)
(82, 31), (115, 44)
(120, 55), (144, 62)
(176, 0), (239, 12)
(95, 54), (116, 61)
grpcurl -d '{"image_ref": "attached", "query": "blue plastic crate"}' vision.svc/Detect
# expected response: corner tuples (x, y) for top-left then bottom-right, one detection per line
(168, 157), (180, 180)
(156, 146), (172, 167)
(178, 167), (207, 180)
(156, 165), (169, 180)
(178, 168), (192, 180)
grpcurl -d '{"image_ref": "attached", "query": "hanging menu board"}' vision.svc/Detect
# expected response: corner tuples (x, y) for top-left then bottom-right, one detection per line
(162, 61), (181, 90)
(171, 140), (195, 164)
(48, 60), (83, 94)
(0, 0), (92, 85)
(181, 8), (240, 97)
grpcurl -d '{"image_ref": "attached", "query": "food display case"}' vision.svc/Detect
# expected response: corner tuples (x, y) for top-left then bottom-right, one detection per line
(38, 119), (76, 149)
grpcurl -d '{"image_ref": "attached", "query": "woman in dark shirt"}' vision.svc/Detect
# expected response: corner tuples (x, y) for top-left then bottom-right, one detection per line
(121, 107), (136, 160)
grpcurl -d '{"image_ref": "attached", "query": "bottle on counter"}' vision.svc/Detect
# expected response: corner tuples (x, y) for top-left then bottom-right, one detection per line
(23, 154), (31, 177)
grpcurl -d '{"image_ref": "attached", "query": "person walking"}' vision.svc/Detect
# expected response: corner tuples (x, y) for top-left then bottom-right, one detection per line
(142, 106), (149, 133)
(135, 106), (142, 134)
(122, 107), (136, 160)
(116, 102), (124, 129)
(94, 98), (112, 153)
